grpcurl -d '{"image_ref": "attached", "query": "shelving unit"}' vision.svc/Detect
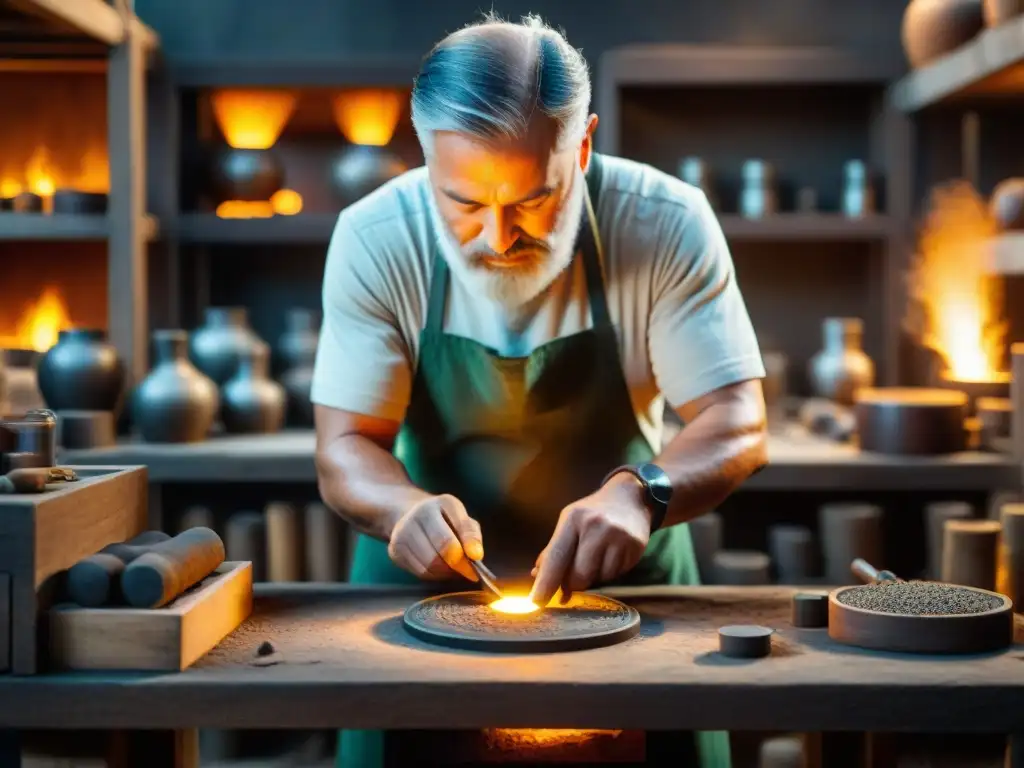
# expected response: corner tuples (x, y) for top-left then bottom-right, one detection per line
(0, 0), (160, 385)
(597, 44), (912, 390)
(888, 16), (1024, 113)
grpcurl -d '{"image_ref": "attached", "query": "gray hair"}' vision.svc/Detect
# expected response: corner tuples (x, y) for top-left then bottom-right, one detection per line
(411, 13), (591, 154)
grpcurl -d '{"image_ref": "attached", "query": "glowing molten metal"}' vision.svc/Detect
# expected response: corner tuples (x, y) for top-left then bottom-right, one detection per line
(489, 596), (539, 614)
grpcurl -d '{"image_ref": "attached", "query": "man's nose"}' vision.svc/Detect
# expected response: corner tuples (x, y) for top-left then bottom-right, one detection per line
(484, 205), (518, 254)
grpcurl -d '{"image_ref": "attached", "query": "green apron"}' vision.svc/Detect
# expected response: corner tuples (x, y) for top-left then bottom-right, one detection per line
(338, 155), (731, 767)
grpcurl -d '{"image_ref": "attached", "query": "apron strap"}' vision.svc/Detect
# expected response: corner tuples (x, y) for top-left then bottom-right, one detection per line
(424, 152), (610, 334)
(580, 152), (611, 329)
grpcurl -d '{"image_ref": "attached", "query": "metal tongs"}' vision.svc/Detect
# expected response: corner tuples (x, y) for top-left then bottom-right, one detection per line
(851, 558), (903, 584)
(469, 559), (503, 599)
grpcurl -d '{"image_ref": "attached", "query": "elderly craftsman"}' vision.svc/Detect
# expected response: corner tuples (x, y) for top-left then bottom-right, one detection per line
(313, 13), (767, 768)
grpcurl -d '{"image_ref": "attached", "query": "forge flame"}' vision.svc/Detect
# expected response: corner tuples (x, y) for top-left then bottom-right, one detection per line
(0, 286), (72, 353)
(905, 181), (1008, 383)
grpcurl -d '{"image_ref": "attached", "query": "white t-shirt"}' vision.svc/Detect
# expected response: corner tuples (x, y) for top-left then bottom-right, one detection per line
(311, 154), (765, 450)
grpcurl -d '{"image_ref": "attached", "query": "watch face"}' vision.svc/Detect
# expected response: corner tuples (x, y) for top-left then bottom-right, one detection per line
(638, 463), (672, 504)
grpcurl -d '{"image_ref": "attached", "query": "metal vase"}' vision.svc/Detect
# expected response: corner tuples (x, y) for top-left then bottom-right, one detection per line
(208, 147), (285, 203)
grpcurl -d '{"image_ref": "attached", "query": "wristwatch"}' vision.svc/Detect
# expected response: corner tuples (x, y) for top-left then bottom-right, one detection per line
(601, 463), (673, 532)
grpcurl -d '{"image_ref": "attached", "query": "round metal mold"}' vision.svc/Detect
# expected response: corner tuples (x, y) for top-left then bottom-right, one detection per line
(828, 583), (1014, 654)
(403, 591), (641, 653)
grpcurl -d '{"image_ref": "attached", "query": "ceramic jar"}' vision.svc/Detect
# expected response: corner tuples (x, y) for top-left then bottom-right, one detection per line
(222, 342), (286, 434)
(808, 318), (876, 406)
(841, 160), (875, 218)
(37, 329), (126, 413)
(990, 179), (1024, 230)
(329, 145), (408, 204)
(761, 351), (789, 424)
(983, 0), (1024, 26)
(277, 308), (320, 373)
(902, 0), (984, 68)
(133, 330), (219, 443)
(0, 349), (44, 417)
(208, 148), (285, 203)
(190, 307), (263, 386)
(739, 160), (777, 219)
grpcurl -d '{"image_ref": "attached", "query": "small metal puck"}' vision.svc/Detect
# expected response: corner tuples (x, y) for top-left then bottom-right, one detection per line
(791, 592), (829, 628)
(718, 624), (773, 658)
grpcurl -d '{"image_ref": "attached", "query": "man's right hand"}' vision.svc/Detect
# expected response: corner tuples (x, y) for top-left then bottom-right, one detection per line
(387, 493), (484, 581)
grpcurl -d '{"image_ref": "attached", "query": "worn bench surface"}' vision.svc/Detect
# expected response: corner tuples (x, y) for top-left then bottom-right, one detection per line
(1, 585), (1022, 732)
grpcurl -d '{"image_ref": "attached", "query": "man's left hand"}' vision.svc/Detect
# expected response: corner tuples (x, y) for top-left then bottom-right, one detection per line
(529, 475), (652, 607)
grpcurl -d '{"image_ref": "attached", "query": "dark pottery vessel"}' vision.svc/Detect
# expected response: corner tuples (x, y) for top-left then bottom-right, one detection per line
(276, 308), (320, 373)
(52, 190), (108, 215)
(935, 371), (1010, 417)
(329, 145), (408, 203)
(983, 0), (1024, 25)
(990, 178), (1024, 231)
(281, 364), (314, 427)
(0, 349), (44, 417)
(902, 0), (984, 68)
(190, 307), (263, 386)
(208, 147), (285, 203)
(808, 317), (875, 406)
(222, 342), (286, 434)
(134, 330), (219, 443)
(13, 192), (42, 212)
(37, 329), (126, 413)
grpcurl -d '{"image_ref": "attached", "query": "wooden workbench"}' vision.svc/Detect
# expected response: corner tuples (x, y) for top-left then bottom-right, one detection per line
(59, 426), (1017, 490)
(0, 584), (1022, 736)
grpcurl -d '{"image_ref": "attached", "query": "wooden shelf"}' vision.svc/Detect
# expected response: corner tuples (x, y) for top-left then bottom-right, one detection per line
(170, 57), (421, 87)
(175, 212), (890, 247)
(177, 213), (337, 245)
(719, 214), (893, 242)
(888, 17), (1024, 112)
(1, 0), (157, 50)
(59, 426), (1015, 490)
(601, 44), (901, 86)
(0, 213), (159, 242)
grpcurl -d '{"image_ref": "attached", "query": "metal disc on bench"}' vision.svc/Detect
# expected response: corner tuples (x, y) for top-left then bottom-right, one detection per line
(403, 591), (641, 653)
(828, 581), (1014, 654)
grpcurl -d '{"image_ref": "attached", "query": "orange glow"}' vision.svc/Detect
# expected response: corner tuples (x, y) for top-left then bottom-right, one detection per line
(905, 181), (1008, 383)
(1, 144), (109, 202)
(489, 595), (539, 614)
(483, 728), (625, 749)
(211, 89), (297, 150)
(215, 189), (303, 219)
(332, 89), (403, 147)
(270, 188), (303, 215)
(0, 287), (73, 352)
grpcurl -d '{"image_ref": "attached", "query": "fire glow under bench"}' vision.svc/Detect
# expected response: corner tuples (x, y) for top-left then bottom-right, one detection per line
(0, 584), (1022, 767)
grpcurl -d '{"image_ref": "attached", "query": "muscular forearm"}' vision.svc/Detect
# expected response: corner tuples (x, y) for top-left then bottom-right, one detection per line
(315, 434), (431, 541)
(607, 394), (768, 529)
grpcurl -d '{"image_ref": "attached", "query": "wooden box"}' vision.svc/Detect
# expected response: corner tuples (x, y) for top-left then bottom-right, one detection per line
(0, 465), (148, 675)
(48, 561), (253, 672)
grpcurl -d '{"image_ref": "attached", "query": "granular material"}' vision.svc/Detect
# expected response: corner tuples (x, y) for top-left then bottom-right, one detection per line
(836, 581), (1003, 615)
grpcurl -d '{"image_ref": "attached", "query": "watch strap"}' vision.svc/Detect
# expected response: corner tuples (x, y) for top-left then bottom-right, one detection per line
(601, 464), (669, 532)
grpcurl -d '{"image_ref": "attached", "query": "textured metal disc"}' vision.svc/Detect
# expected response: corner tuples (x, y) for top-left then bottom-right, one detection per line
(403, 591), (641, 653)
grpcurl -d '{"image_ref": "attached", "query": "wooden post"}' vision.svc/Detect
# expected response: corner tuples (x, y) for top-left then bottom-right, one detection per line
(1010, 344), (1024, 467)
(107, 15), (150, 387)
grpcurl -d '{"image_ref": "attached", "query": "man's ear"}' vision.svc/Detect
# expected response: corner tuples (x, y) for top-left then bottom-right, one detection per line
(579, 113), (599, 172)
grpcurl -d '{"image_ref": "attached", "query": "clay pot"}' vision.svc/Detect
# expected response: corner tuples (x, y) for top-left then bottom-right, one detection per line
(329, 145), (408, 203)
(983, 0), (1024, 25)
(37, 329), (126, 413)
(808, 318), (875, 406)
(134, 330), (219, 443)
(208, 148), (285, 203)
(281, 364), (314, 427)
(990, 178), (1024, 231)
(0, 349), (44, 418)
(902, 0), (984, 68)
(222, 342), (286, 434)
(190, 307), (263, 386)
(761, 351), (788, 422)
(276, 308), (320, 374)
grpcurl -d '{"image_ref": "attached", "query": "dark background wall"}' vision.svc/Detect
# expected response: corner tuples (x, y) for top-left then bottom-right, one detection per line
(137, 0), (909, 74)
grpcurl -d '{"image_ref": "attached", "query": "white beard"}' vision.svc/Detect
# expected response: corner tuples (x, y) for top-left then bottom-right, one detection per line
(427, 170), (587, 310)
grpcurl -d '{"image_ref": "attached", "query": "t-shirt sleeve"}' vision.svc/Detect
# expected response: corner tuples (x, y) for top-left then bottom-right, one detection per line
(309, 213), (413, 422)
(648, 191), (765, 409)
